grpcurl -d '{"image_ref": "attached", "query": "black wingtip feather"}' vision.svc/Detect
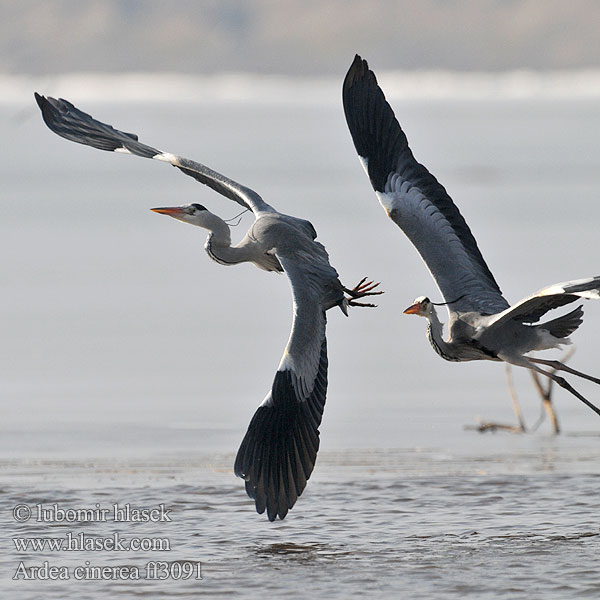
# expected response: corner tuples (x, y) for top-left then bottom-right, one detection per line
(343, 54), (409, 193)
(342, 54), (506, 300)
(234, 341), (328, 521)
(344, 54), (368, 90)
(34, 93), (160, 158)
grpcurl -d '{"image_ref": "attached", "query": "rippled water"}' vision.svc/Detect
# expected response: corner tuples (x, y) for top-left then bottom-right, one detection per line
(2, 94), (600, 597)
(4, 442), (600, 598)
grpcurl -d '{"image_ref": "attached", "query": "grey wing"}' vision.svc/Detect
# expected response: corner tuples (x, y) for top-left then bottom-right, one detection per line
(234, 246), (343, 521)
(342, 55), (509, 316)
(486, 276), (600, 330)
(34, 93), (273, 216)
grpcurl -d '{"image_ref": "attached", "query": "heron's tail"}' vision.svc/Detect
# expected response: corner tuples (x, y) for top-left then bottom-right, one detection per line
(540, 304), (584, 339)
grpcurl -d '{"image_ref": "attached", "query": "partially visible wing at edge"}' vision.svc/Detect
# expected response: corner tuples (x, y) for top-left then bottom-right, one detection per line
(342, 55), (509, 316)
(487, 276), (600, 330)
(234, 248), (342, 521)
(34, 93), (272, 216)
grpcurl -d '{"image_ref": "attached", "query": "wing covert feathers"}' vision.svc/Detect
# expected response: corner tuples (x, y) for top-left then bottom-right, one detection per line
(489, 276), (600, 329)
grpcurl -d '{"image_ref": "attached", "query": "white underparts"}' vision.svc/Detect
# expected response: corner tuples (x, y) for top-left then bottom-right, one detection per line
(535, 328), (572, 351)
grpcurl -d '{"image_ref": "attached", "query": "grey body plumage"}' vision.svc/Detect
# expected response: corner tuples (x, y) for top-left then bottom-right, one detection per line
(343, 55), (600, 417)
(35, 92), (381, 521)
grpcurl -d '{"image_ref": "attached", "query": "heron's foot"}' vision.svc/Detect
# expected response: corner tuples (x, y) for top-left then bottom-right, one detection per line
(343, 277), (383, 307)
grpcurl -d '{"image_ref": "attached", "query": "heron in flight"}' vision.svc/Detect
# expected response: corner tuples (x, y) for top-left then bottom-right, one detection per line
(342, 55), (600, 417)
(35, 93), (381, 521)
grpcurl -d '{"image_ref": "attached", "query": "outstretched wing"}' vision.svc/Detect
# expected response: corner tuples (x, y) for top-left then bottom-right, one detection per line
(234, 242), (343, 521)
(486, 276), (600, 330)
(34, 93), (272, 216)
(342, 55), (509, 316)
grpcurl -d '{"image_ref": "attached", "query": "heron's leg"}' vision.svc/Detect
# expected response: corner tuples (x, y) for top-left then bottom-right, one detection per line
(529, 371), (560, 434)
(505, 364), (527, 431)
(544, 373), (600, 417)
(343, 277), (383, 307)
(508, 355), (600, 415)
(529, 350), (573, 433)
(502, 355), (600, 418)
(528, 358), (600, 385)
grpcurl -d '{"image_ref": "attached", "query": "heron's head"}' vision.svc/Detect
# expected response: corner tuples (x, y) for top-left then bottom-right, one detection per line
(403, 296), (432, 318)
(151, 203), (209, 226)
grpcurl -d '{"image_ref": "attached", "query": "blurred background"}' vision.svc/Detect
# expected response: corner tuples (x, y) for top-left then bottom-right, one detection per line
(3, 3), (600, 597)
(2, 0), (600, 454)
(2, 0), (600, 74)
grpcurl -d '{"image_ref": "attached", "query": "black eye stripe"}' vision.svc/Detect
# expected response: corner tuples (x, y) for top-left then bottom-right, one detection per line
(190, 203), (207, 211)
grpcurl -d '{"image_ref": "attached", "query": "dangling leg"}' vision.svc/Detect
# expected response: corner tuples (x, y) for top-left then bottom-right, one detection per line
(528, 357), (600, 385)
(529, 350), (573, 433)
(502, 355), (600, 417)
(529, 371), (560, 434)
(544, 372), (600, 417)
(343, 277), (383, 307)
(506, 364), (527, 432)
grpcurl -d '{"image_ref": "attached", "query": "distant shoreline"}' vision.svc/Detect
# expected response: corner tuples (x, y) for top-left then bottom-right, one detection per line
(3, 69), (600, 105)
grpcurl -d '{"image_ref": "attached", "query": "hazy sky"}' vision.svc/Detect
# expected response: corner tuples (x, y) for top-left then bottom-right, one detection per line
(2, 0), (600, 75)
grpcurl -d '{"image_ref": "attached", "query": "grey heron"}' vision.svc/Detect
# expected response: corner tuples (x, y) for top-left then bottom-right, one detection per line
(342, 55), (600, 418)
(35, 92), (381, 521)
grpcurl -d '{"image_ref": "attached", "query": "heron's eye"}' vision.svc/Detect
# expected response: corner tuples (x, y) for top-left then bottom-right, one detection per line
(191, 203), (206, 212)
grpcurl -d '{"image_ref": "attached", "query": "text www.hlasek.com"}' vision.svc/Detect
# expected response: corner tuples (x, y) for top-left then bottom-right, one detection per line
(14, 532), (170, 552)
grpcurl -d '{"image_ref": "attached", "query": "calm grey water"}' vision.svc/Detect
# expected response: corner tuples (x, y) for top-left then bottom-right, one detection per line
(2, 93), (600, 598)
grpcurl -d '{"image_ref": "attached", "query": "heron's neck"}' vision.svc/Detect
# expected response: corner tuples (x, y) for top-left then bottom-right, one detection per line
(425, 308), (456, 361)
(201, 212), (251, 266)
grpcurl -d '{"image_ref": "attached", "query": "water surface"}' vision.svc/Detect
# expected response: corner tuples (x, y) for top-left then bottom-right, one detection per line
(2, 93), (600, 597)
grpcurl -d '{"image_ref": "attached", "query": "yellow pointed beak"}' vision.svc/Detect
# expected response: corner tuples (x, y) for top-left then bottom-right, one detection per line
(150, 207), (185, 216)
(403, 303), (421, 315)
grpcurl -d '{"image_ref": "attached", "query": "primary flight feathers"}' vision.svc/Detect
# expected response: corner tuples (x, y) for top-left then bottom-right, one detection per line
(35, 90), (381, 521)
(343, 55), (600, 418)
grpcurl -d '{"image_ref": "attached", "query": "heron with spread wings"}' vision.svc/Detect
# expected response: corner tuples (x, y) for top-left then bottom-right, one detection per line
(35, 93), (381, 521)
(343, 55), (600, 417)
